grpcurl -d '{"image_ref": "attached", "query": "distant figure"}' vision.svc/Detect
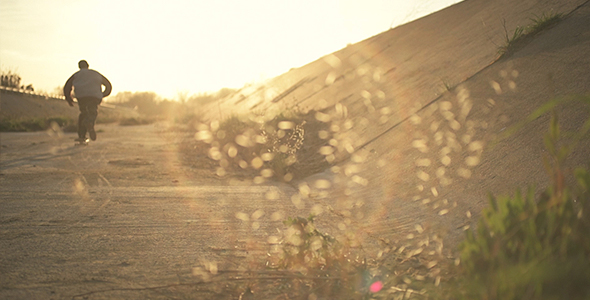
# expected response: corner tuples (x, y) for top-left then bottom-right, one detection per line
(63, 60), (112, 142)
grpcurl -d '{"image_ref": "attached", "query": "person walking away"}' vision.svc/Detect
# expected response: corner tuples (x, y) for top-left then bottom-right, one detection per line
(63, 60), (112, 141)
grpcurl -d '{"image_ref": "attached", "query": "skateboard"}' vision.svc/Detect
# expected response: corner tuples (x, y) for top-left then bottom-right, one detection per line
(75, 138), (90, 146)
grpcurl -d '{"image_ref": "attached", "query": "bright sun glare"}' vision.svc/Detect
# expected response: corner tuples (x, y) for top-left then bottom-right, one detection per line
(0, 0), (460, 99)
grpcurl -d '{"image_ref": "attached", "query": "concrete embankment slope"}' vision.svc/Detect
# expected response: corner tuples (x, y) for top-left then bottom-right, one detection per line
(0, 90), (139, 123)
(199, 0), (590, 246)
(0, 91), (79, 120)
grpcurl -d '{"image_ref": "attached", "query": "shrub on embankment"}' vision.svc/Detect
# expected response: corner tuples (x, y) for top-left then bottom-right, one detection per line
(182, 108), (352, 183)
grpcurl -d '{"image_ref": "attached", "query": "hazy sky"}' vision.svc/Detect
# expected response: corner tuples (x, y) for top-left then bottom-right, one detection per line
(1, 0), (461, 99)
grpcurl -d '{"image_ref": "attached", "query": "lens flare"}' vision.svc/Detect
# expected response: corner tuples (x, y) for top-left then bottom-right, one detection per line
(369, 281), (383, 293)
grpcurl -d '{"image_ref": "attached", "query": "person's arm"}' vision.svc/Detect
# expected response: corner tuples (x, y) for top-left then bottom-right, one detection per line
(63, 74), (75, 106)
(101, 75), (112, 98)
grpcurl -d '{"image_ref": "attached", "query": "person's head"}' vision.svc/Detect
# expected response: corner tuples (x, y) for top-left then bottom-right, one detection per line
(78, 60), (89, 69)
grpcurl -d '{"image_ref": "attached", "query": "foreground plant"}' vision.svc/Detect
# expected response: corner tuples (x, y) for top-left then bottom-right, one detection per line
(457, 111), (590, 299)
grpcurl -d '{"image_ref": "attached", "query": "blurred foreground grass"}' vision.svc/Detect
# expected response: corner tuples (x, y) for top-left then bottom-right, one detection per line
(180, 95), (589, 299)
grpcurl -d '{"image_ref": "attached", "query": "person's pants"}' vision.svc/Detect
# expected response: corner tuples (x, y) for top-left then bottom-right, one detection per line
(77, 97), (100, 139)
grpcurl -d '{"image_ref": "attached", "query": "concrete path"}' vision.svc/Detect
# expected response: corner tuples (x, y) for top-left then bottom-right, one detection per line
(0, 124), (299, 299)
